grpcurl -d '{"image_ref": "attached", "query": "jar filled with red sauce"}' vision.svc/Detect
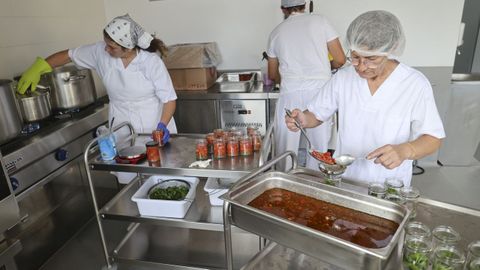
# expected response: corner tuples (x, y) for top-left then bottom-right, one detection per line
(239, 135), (253, 156)
(146, 141), (161, 166)
(213, 128), (224, 138)
(195, 139), (209, 160)
(213, 138), (226, 159)
(206, 133), (215, 154)
(247, 126), (259, 137)
(226, 137), (239, 157)
(251, 131), (262, 151)
(152, 129), (164, 147)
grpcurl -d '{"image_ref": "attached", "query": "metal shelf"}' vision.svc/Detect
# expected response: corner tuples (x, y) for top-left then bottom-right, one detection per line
(99, 176), (246, 232)
(88, 134), (264, 179)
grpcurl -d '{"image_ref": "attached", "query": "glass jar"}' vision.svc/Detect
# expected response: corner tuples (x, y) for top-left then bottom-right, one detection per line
(466, 241), (480, 270)
(146, 141), (161, 167)
(213, 137), (226, 159)
(385, 177), (404, 195)
(195, 139), (209, 160)
(247, 126), (259, 137)
(152, 129), (164, 147)
(400, 186), (421, 219)
(403, 236), (431, 270)
(432, 225), (461, 249)
(251, 130), (262, 151)
(206, 133), (215, 154)
(432, 245), (465, 270)
(323, 174), (341, 187)
(226, 137), (239, 157)
(239, 136), (253, 156)
(385, 193), (406, 204)
(213, 128), (224, 138)
(367, 182), (387, 198)
(469, 258), (480, 270)
(405, 221), (432, 240)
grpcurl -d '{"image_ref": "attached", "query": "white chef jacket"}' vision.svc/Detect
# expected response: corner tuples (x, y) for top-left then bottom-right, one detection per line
(68, 41), (177, 136)
(267, 13), (338, 170)
(307, 63), (446, 186)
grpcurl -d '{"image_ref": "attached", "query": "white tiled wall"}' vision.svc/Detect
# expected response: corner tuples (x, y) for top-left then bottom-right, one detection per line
(0, 0), (107, 81)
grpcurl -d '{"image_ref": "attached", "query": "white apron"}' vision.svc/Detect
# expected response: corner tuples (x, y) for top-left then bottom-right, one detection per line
(103, 59), (177, 183)
(275, 75), (333, 171)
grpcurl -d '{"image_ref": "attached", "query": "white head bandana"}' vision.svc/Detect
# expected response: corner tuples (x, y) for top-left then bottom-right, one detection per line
(104, 14), (154, 49)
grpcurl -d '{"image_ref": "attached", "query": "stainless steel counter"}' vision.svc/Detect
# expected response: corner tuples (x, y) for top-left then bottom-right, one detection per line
(176, 82), (279, 100)
(89, 134), (263, 179)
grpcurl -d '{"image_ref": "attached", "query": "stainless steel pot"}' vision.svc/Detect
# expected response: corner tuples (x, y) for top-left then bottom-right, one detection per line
(44, 65), (96, 110)
(16, 89), (52, 122)
(0, 80), (23, 144)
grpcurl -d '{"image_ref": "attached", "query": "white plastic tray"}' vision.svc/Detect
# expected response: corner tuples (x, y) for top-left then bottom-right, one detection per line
(131, 175), (199, 218)
(204, 177), (235, 206)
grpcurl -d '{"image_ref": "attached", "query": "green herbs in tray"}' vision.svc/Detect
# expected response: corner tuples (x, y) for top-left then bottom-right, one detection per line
(149, 186), (189, 200)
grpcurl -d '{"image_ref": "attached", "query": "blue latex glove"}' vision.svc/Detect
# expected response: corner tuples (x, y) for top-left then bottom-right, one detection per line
(156, 122), (170, 144)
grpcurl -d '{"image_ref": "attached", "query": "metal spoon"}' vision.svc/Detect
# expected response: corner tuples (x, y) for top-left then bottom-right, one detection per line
(335, 154), (367, 166)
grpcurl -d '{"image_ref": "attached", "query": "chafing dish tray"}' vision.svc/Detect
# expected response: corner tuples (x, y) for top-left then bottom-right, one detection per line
(216, 72), (255, 92)
(223, 171), (409, 270)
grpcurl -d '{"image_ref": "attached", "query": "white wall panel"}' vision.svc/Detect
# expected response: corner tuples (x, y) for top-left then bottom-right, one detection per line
(104, 0), (464, 69)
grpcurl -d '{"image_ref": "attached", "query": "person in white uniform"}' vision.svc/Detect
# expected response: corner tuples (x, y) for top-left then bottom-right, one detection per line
(17, 14), (177, 143)
(285, 10), (445, 186)
(267, 0), (345, 170)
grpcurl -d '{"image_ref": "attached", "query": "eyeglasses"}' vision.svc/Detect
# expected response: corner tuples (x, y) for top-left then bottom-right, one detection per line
(346, 50), (387, 69)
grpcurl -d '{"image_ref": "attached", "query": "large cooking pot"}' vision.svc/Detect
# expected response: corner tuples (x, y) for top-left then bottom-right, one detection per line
(43, 65), (96, 110)
(0, 80), (23, 144)
(16, 88), (52, 122)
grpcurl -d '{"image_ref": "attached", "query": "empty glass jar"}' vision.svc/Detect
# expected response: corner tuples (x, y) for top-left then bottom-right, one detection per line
(432, 225), (461, 250)
(405, 221), (432, 240)
(400, 186), (421, 219)
(466, 241), (480, 270)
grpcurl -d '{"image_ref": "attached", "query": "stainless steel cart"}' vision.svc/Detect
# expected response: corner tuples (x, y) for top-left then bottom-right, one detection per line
(83, 122), (275, 269)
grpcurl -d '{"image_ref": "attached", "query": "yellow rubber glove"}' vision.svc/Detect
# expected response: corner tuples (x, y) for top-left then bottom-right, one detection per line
(17, 57), (52, 94)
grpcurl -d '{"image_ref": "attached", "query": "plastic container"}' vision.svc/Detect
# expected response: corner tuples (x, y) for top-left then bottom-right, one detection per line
(203, 177), (234, 206)
(131, 175), (199, 218)
(97, 126), (117, 161)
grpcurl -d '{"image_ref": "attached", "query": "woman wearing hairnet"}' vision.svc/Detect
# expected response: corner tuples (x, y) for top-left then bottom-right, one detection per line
(268, 0), (346, 170)
(285, 10), (445, 186)
(17, 14), (176, 143)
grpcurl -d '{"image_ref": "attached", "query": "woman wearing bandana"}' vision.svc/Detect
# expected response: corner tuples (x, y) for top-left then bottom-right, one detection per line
(17, 14), (176, 144)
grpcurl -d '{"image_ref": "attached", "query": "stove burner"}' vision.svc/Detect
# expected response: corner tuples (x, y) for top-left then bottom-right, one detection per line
(21, 123), (41, 134)
(54, 108), (81, 119)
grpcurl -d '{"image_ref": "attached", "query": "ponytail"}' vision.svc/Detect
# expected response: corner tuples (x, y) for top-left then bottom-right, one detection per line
(143, 38), (168, 58)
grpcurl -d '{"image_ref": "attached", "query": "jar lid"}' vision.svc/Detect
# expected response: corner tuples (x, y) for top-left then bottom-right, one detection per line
(146, 141), (159, 147)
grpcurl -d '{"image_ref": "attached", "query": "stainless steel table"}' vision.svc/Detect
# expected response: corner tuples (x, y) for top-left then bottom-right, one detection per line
(83, 123), (270, 270)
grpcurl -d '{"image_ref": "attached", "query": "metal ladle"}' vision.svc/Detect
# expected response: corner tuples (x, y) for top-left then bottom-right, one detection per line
(285, 109), (347, 172)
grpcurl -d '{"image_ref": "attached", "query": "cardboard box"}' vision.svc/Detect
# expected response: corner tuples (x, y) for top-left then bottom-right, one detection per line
(168, 67), (217, 90)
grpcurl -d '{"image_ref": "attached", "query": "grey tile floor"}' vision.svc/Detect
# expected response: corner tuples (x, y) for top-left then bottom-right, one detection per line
(39, 164), (480, 270)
